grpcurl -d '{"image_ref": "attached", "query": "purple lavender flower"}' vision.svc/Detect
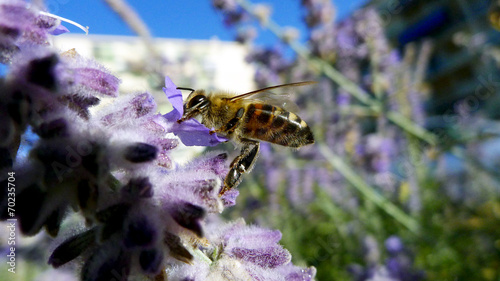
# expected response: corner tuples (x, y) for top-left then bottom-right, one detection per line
(0, 0), (69, 63)
(36, 13), (69, 36)
(168, 218), (316, 281)
(0, 3), (317, 281)
(5, 45), (120, 121)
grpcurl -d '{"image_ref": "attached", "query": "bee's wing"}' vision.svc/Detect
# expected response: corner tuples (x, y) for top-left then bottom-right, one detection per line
(247, 91), (301, 113)
(229, 81), (316, 112)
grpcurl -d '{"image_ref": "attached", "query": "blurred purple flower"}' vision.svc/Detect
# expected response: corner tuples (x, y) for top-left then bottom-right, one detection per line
(163, 76), (227, 146)
(223, 10), (249, 27)
(246, 47), (290, 73)
(254, 67), (280, 88)
(302, 167), (316, 202)
(364, 134), (396, 174)
(246, 47), (291, 88)
(385, 236), (404, 255)
(350, 236), (424, 281)
(301, 0), (335, 28)
(211, 0), (249, 27)
(354, 8), (388, 57)
(337, 91), (351, 106)
(236, 26), (257, 44)
(286, 169), (302, 205)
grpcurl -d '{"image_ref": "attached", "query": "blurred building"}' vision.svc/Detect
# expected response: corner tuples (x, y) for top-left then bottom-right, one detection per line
(369, 0), (500, 117)
(52, 34), (255, 111)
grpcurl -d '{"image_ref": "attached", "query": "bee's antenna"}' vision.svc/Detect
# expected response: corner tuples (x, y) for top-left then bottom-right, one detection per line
(176, 87), (195, 94)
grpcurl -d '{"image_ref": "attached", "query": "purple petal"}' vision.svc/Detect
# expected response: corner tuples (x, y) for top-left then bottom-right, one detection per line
(170, 120), (228, 146)
(162, 76), (228, 146)
(49, 24), (69, 35)
(163, 76), (183, 121)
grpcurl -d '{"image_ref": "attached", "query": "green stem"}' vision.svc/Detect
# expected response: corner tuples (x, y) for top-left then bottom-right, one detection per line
(312, 58), (375, 106)
(387, 111), (438, 146)
(318, 143), (420, 234)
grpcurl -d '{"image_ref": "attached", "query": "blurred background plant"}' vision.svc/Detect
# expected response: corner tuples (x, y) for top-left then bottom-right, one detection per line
(212, 0), (500, 280)
(1, 0), (500, 280)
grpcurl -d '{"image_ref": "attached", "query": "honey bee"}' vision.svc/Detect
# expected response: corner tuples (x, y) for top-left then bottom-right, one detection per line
(177, 82), (315, 195)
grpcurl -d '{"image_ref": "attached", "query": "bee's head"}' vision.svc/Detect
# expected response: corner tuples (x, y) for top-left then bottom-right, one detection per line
(177, 89), (210, 123)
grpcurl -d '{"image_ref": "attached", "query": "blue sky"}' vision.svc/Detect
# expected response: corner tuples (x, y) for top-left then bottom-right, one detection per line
(0, 0), (368, 75)
(53, 0), (367, 45)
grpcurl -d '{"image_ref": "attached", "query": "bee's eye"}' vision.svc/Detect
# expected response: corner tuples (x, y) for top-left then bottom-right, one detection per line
(188, 95), (208, 109)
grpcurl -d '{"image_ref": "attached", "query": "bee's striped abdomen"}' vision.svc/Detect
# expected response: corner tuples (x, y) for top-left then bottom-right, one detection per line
(243, 104), (314, 147)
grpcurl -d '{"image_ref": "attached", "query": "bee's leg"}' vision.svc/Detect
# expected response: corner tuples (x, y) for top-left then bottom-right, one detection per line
(219, 140), (260, 196)
(210, 108), (245, 136)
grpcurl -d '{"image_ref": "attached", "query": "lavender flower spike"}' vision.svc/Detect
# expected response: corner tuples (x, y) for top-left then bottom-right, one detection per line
(163, 76), (228, 146)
